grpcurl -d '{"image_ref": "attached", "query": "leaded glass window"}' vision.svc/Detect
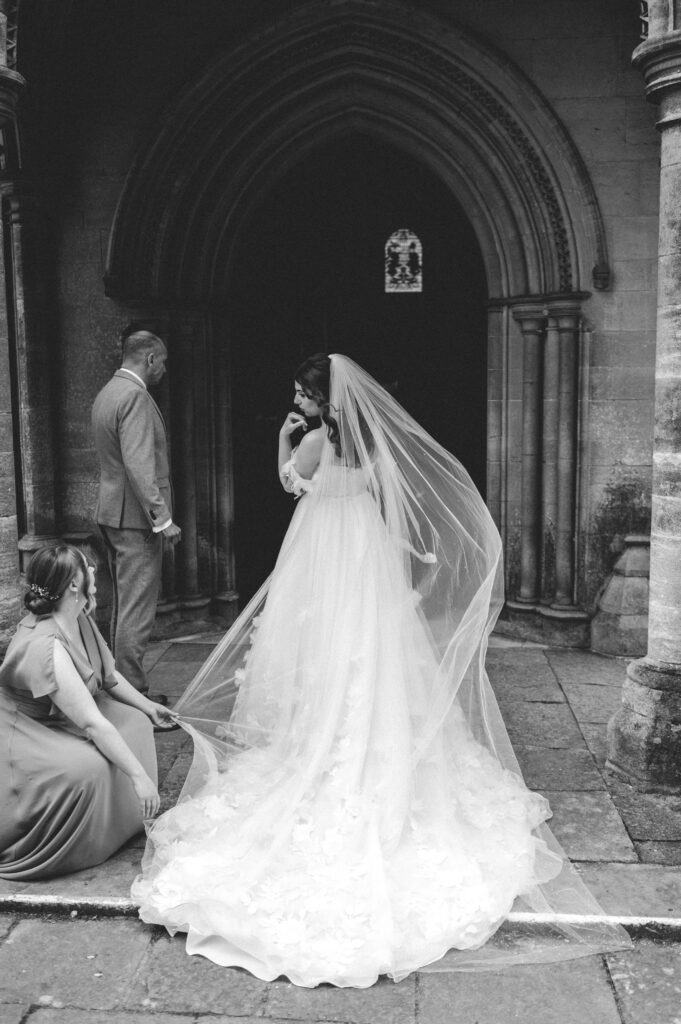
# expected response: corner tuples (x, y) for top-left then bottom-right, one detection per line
(385, 229), (423, 293)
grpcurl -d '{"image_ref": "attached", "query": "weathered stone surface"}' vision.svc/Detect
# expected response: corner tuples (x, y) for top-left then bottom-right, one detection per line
(513, 745), (604, 791)
(417, 957), (620, 1024)
(557, 682), (624, 724)
(264, 975), (415, 1023)
(0, 916), (15, 941)
(157, 642), (218, 664)
(541, 791), (637, 861)
(574, 862), (681, 916)
(0, 919), (152, 1009)
(608, 778), (681, 841)
(580, 722), (609, 766)
(28, 1013), (200, 1024)
(634, 841), (681, 865)
(606, 940), (681, 1024)
(545, 649), (627, 689)
(124, 932), (268, 1015)
(0, 1005), (30, 1024)
(20, 844), (142, 901)
(608, 661), (681, 790)
(502, 703), (584, 749)
(486, 649), (565, 703)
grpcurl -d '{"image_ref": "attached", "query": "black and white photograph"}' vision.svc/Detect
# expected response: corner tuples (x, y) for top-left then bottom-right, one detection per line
(0, 2), (679, 1022)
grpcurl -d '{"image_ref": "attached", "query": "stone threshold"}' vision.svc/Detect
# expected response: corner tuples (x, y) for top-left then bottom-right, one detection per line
(1, 892), (680, 943)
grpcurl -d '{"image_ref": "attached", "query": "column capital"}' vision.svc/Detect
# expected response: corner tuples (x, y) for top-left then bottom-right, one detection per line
(633, 30), (681, 107)
(510, 301), (546, 333)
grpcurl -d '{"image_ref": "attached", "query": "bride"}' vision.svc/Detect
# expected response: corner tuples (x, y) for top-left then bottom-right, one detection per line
(132, 353), (629, 987)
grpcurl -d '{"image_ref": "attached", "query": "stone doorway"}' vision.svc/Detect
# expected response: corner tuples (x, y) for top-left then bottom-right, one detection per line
(229, 133), (488, 601)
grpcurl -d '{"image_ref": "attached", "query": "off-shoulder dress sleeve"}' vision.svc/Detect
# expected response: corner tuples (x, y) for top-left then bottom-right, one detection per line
(280, 447), (315, 498)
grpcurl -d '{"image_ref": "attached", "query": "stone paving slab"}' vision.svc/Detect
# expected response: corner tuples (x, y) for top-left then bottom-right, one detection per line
(556, 681), (625, 724)
(580, 722), (609, 766)
(7, 844), (144, 901)
(635, 841), (681, 866)
(417, 957), (621, 1024)
(486, 649), (566, 704)
(545, 649), (628, 689)
(158, 642), (220, 663)
(606, 939), (681, 1024)
(575, 862), (681, 917)
(125, 932), (269, 1016)
(609, 779), (681, 842)
(502, 702), (586, 749)
(513, 745), (605, 790)
(0, 1006), (28, 1024)
(263, 974), (415, 1023)
(542, 791), (638, 862)
(0, 918), (152, 1010)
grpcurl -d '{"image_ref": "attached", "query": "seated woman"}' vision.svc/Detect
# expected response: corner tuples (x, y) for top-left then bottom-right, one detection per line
(0, 543), (176, 881)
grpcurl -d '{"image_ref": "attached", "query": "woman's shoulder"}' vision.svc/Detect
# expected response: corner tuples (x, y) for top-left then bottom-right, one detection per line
(298, 426), (326, 451)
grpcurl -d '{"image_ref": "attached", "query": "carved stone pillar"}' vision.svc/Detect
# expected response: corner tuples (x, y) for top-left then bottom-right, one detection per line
(550, 301), (583, 609)
(213, 325), (238, 624)
(0, 26), (25, 648)
(608, 16), (681, 790)
(508, 304), (545, 606)
(540, 315), (559, 604)
(486, 303), (505, 533)
(4, 193), (60, 566)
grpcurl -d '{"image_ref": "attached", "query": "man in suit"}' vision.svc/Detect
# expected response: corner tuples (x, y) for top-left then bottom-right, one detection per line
(92, 329), (181, 693)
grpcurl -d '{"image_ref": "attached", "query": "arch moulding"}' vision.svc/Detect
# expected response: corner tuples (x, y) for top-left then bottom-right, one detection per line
(104, 0), (608, 645)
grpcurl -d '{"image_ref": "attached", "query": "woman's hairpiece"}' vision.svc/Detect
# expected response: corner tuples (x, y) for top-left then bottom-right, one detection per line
(29, 582), (60, 602)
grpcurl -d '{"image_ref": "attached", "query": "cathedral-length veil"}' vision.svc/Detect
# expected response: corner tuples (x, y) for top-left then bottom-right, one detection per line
(133, 354), (630, 984)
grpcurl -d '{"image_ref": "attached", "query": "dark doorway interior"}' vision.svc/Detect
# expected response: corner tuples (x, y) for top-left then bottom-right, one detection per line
(228, 133), (488, 602)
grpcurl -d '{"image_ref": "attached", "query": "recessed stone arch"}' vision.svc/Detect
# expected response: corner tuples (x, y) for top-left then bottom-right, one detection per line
(105, 0), (608, 304)
(104, 0), (609, 642)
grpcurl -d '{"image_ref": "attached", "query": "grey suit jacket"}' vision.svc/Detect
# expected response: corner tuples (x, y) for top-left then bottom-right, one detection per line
(92, 370), (172, 530)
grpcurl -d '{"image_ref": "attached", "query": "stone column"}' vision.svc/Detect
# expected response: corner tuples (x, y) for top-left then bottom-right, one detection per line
(508, 304), (546, 606)
(213, 325), (238, 624)
(608, 18), (681, 791)
(551, 303), (582, 608)
(0, 17), (25, 649)
(540, 315), (560, 604)
(4, 193), (60, 567)
(486, 302), (505, 532)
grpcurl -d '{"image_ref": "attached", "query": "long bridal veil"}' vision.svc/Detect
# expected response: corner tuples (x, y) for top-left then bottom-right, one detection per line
(139, 353), (630, 972)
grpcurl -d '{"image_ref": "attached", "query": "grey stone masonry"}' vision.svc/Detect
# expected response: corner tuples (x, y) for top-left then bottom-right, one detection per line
(608, 7), (681, 792)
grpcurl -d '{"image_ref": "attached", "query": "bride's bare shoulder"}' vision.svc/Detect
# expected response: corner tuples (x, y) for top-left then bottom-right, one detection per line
(294, 426), (326, 477)
(298, 426), (326, 453)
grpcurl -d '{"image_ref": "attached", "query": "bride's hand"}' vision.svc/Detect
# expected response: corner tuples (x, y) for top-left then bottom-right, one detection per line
(280, 412), (307, 437)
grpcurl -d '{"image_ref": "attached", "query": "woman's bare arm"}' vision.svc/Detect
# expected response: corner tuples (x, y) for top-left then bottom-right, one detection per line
(51, 641), (160, 817)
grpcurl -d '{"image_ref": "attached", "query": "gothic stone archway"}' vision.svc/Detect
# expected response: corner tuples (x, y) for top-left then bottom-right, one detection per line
(105, 0), (610, 640)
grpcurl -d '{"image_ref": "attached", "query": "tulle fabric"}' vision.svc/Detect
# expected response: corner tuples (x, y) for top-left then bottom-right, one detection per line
(132, 354), (631, 985)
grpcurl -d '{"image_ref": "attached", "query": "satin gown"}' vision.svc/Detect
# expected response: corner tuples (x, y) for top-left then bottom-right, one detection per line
(0, 612), (156, 880)
(132, 452), (562, 987)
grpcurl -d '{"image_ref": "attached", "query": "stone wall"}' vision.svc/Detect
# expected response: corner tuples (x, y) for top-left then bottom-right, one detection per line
(5, 0), (660, 645)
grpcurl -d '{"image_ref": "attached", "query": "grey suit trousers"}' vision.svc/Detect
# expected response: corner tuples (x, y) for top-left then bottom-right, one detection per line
(99, 525), (163, 692)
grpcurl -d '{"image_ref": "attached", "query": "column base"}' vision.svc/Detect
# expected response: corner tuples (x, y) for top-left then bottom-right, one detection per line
(496, 601), (590, 647)
(606, 657), (681, 793)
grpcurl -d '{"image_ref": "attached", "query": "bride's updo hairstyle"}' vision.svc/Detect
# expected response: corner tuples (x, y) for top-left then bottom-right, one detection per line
(294, 353), (342, 456)
(24, 543), (89, 616)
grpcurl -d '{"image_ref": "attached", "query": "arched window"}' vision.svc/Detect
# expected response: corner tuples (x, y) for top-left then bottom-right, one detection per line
(385, 229), (423, 293)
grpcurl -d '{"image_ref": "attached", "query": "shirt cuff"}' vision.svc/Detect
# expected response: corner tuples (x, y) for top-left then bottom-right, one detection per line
(153, 518), (172, 533)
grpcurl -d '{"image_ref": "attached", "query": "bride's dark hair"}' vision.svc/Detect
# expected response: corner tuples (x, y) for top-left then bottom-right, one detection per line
(294, 353), (342, 456)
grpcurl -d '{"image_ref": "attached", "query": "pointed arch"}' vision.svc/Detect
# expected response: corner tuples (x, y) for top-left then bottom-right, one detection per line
(104, 0), (609, 305)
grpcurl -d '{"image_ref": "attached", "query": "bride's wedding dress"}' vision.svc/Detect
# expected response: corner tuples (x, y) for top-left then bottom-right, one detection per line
(132, 355), (629, 986)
